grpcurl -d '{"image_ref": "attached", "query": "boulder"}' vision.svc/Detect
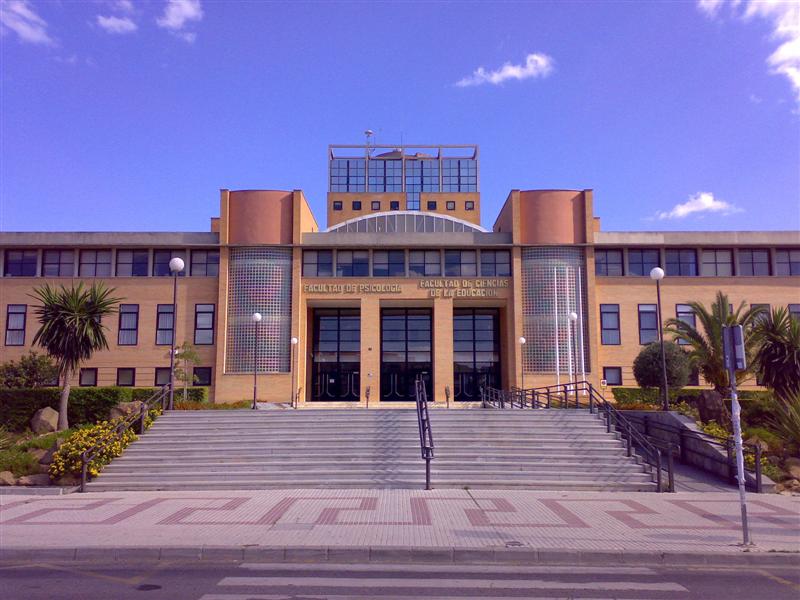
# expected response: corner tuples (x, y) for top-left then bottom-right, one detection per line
(785, 457), (800, 480)
(54, 474), (80, 487)
(0, 471), (16, 486)
(745, 436), (770, 453)
(30, 407), (59, 434)
(27, 448), (48, 463)
(696, 390), (730, 429)
(109, 401), (144, 421)
(17, 473), (51, 486)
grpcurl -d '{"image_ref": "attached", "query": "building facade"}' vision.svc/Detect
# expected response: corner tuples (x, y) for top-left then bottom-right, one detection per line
(2, 144), (799, 405)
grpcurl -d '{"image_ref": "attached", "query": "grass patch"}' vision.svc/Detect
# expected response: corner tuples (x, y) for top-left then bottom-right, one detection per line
(18, 430), (73, 451)
(0, 448), (40, 477)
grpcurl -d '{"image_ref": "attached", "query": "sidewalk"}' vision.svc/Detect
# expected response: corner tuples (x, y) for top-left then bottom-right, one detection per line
(1, 489), (798, 566)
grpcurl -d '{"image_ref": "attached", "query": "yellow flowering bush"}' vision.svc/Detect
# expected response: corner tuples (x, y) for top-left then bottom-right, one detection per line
(49, 419), (137, 479)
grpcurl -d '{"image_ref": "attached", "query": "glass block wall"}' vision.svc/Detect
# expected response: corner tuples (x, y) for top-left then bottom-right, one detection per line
(225, 248), (293, 373)
(520, 247), (590, 373)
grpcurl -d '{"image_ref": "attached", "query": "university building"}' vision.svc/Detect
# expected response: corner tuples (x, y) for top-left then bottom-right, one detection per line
(1, 144), (799, 405)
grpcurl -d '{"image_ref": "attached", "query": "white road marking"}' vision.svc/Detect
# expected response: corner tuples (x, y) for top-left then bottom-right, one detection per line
(238, 563), (657, 576)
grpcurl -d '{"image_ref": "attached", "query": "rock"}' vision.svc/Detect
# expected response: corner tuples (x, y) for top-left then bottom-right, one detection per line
(27, 448), (48, 463)
(30, 407), (59, 434)
(768, 455), (782, 465)
(17, 473), (51, 486)
(109, 401), (144, 421)
(0, 471), (16, 486)
(54, 474), (80, 487)
(696, 390), (730, 429)
(745, 436), (770, 453)
(784, 478), (800, 490)
(785, 457), (800, 480)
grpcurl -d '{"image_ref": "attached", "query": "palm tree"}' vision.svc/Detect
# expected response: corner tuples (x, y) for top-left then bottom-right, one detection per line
(664, 291), (764, 395)
(752, 306), (800, 401)
(30, 283), (121, 430)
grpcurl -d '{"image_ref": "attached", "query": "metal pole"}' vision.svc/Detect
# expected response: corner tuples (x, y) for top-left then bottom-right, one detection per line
(252, 321), (259, 410)
(576, 266), (586, 384)
(729, 366), (752, 545)
(656, 279), (669, 411)
(168, 272), (177, 411)
(291, 341), (298, 409)
(554, 267), (560, 385)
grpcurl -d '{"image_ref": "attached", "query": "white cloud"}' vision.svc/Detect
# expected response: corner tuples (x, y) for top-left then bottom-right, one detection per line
(0, 0), (54, 45)
(456, 53), (553, 87)
(156, 0), (203, 31)
(96, 15), (137, 34)
(656, 192), (743, 220)
(698, 1), (800, 103)
(112, 0), (135, 13)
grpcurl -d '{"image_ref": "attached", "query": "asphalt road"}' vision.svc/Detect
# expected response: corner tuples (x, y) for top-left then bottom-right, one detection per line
(1, 559), (799, 599)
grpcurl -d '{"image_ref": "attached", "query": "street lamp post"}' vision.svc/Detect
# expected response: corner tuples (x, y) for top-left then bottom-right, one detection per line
(290, 337), (299, 408)
(251, 313), (262, 410)
(167, 257), (185, 411)
(518, 336), (526, 394)
(568, 312), (578, 387)
(650, 267), (669, 411)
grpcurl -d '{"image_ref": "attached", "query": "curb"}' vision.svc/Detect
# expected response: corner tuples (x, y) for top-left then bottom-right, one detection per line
(1, 545), (797, 567)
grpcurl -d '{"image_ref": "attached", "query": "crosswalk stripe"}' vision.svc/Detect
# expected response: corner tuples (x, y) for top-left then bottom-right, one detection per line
(218, 576), (689, 592)
(239, 563), (657, 576)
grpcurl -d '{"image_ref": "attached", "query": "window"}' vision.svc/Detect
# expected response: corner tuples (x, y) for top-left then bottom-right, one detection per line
(156, 304), (174, 345)
(42, 250), (74, 277)
(118, 304), (139, 345)
(595, 249), (623, 276)
(446, 201), (455, 210)
(603, 367), (622, 386)
(789, 304), (800, 321)
(675, 304), (695, 345)
(751, 303), (770, 324)
(405, 159), (439, 211)
(116, 368), (135, 387)
(776, 249), (800, 276)
(389, 201), (400, 210)
(3, 250), (37, 277)
(638, 304), (658, 345)
(480, 250), (511, 276)
(442, 158), (477, 192)
(193, 367), (212, 386)
(701, 249), (733, 276)
(194, 304), (215, 345)
(78, 250), (112, 277)
(600, 304), (620, 345)
(368, 159), (402, 192)
(5, 305), (26, 346)
(444, 250), (477, 277)
(153, 250), (186, 277)
(154, 367), (171, 386)
(373, 250), (405, 277)
(628, 249), (660, 276)
(352, 200), (362, 210)
(427, 201), (437, 210)
(336, 250), (369, 277)
(409, 250), (441, 276)
(330, 158), (365, 192)
(79, 368), (97, 387)
(738, 249), (770, 276)
(665, 249), (697, 276)
(465, 200), (475, 211)
(371, 201), (381, 211)
(190, 250), (219, 276)
(332, 201), (343, 211)
(116, 250), (148, 277)
(302, 250), (333, 277)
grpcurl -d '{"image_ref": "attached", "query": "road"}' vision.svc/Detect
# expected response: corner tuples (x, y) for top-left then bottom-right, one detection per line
(2, 559), (799, 599)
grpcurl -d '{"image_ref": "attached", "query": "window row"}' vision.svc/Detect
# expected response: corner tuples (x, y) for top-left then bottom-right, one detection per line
(2, 249), (219, 278)
(5, 304), (215, 347)
(595, 248), (800, 277)
(599, 303), (800, 346)
(329, 158), (477, 193)
(78, 366), (212, 387)
(331, 199), (475, 212)
(302, 249), (511, 278)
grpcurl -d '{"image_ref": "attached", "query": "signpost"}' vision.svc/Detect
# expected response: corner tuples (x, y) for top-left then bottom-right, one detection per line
(722, 325), (752, 546)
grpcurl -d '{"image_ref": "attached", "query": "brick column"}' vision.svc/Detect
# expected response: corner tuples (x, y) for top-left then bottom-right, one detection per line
(433, 296), (454, 404)
(360, 296), (381, 407)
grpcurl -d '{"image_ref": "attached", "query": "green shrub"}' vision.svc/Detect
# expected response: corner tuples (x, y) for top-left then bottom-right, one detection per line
(743, 426), (785, 456)
(611, 387), (702, 407)
(0, 447), (40, 477)
(174, 399), (248, 410)
(633, 341), (691, 392)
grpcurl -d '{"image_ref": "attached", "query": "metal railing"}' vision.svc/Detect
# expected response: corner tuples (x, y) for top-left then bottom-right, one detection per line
(79, 384), (171, 493)
(482, 381), (674, 492)
(414, 377), (435, 490)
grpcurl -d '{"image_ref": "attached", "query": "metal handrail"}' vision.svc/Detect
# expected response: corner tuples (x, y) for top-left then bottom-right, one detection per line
(79, 384), (170, 492)
(414, 377), (435, 490)
(482, 381), (675, 492)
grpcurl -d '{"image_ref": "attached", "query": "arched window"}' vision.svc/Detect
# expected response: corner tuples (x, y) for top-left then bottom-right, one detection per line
(326, 211), (487, 234)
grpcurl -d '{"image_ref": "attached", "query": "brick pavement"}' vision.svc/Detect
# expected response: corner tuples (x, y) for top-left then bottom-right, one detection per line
(1, 490), (798, 562)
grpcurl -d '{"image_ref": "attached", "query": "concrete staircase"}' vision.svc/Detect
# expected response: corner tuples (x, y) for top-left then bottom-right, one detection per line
(85, 408), (658, 492)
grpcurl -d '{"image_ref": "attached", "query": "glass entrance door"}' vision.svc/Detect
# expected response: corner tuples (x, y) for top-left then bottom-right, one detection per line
(381, 308), (432, 401)
(453, 308), (501, 401)
(311, 308), (360, 402)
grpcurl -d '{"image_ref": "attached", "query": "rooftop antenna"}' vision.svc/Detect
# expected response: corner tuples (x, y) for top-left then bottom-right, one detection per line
(365, 129), (374, 157)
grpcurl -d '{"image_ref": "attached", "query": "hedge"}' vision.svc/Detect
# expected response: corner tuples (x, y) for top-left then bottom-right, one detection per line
(611, 387), (773, 410)
(0, 386), (208, 431)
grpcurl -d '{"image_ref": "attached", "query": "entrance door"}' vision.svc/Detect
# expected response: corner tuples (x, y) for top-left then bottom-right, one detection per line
(453, 308), (501, 401)
(381, 308), (432, 401)
(311, 308), (360, 401)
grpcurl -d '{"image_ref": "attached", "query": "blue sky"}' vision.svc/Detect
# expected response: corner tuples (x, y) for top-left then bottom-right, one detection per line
(1, 0), (798, 233)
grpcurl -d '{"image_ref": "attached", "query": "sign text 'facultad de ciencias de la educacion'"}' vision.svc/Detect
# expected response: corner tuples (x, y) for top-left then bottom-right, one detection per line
(302, 278), (510, 298)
